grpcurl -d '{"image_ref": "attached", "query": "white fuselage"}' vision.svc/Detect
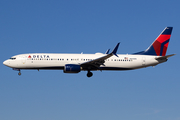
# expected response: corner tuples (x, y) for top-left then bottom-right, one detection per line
(3, 53), (163, 71)
(3, 27), (174, 77)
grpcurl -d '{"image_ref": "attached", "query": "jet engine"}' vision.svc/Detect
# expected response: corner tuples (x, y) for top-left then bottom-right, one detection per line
(63, 64), (81, 73)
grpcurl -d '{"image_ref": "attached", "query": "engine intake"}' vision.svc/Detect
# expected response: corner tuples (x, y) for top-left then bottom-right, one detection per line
(64, 64), (81, 73)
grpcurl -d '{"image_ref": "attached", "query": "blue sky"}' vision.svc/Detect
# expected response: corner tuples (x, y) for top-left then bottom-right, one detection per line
(0, 0), (179, 120)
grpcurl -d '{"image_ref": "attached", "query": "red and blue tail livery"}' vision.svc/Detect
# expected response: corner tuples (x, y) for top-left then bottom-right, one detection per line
(3, 27), (175, 77)
(134, 27), (173, 56)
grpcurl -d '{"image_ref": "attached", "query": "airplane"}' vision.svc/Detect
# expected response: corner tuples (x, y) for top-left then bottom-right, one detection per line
(3, 27), (175, 77)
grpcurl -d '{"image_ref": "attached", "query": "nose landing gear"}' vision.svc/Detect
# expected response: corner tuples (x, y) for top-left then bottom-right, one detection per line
(18, 70), (21, 76)
(87, 71), (93, 77)
(13, 68), (21, 76)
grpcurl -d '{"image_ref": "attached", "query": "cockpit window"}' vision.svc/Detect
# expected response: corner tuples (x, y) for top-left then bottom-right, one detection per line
(10, 57), (16, 60)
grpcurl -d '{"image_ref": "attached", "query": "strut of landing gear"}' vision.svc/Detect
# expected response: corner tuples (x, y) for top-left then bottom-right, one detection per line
(87, 71), (93, 77)
(13, 68), (21, 76)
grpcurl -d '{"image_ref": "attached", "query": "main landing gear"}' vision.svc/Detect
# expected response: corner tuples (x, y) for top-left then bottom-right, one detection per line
(87, 71), (93, 77)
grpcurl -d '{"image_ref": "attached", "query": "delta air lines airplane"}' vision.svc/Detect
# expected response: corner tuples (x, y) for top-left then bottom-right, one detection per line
(3, 27), (175, 77)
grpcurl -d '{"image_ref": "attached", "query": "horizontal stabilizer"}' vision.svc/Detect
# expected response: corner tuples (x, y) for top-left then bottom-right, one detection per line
(155, 54), (175, 60)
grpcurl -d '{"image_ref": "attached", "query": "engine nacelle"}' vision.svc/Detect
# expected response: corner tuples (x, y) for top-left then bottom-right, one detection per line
(64, 64), (81, 73)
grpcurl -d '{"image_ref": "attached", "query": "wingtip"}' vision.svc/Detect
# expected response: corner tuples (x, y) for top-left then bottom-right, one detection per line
(105, 49), (110, 54)
(111, 42), (120, 57)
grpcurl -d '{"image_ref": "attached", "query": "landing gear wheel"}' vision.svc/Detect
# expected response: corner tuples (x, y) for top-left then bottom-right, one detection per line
(18, 72), (21, 76)
(87, 71), (93, 77)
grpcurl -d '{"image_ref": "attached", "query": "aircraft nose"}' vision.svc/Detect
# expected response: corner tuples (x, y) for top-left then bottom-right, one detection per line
(3, 60), (9, 66)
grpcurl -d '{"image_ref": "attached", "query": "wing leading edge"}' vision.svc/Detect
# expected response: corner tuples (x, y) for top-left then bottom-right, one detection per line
(80, 43), (120, 70)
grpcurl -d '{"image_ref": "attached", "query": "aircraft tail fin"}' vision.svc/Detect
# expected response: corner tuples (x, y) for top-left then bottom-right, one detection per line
(133, 27), (173, 56)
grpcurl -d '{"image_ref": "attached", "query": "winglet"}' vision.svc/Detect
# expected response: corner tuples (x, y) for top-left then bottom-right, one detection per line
(111, 43), (120, 57)
(105, 49), (110, 54)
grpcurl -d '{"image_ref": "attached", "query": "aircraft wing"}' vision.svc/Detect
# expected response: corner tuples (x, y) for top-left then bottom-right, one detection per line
(80, 43), (120, 70)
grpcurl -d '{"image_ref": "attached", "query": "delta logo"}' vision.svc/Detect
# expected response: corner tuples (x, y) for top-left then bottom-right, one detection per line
(28, 55), (50, 58)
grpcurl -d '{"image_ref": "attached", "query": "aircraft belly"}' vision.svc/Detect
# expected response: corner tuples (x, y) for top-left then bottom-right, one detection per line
(23, 60), (65, 69)
(103, 61), (142, 70)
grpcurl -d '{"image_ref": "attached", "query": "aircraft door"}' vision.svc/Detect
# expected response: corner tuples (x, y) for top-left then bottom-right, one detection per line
(142, 57), (146, 65)
(21, 56), (26, 64)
